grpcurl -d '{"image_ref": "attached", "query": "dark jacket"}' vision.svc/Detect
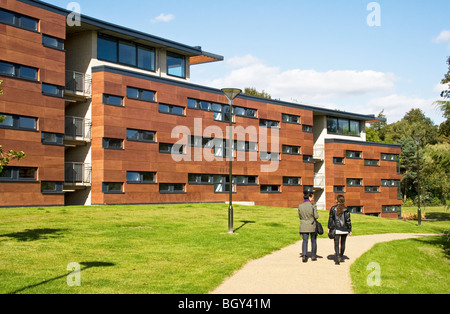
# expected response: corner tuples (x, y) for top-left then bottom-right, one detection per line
(328, 205), (352, 233)
(298, 200), (319, 233)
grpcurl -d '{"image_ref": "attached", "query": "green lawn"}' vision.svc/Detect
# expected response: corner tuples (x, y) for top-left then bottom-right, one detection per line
(0, 204), (448, 294)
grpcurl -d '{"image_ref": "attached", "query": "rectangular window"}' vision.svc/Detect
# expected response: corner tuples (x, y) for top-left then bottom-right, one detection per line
(381, 179), (400, 187)
(283, 177), (301, 186)
(167, 52), (186, 78)
(261, 185), (281, 193)
(347, 178), (363, 186)
(127, 87), (155, 102)
(127, 171), (156, 184)
(103, 94), (123, 107)
(0, 61), (38, 81)
(97, 35), (118, 63)
(159, 143), (184, 155)
(103, 138), (123, 150)
(0, 167), (37, 182)
(41, 132), (64, 145)
(138, 46), (155, 71)
(159, 104), (185, 116)
(260, 119), (279, 128)
(260, 152), (280, 161)
(235, 175), (258, 185)
(0, 8), (38, 31)
(42, 34), (64, 50)
(119, 41), (137, 66)
(327, 116), (360, 136)
(382, 205), (401, 213)
(282, 145), (300, 155)
(348, 206), (363, 214)
(282, 113), (300, 124)
(102, 182), (123, 193)
(42, 83), (64, 98)
(126, 129), (155, 143)
(0, 113), (37, 131)
(159, 183), (185, 193)
(346, 150), (362, 159)
(213, 175), (235, 193)
(303, 155), (313, 163)
(365, 186), (380, 193)
(302, 125), (313, 133)
(188, 174), (213, 185)
(333, 157), (345, 165)
(41, 181), (63, 194)
(364, 159), (379, 166)
(334, 186), (345, 193)
(381, 153), (399, 161)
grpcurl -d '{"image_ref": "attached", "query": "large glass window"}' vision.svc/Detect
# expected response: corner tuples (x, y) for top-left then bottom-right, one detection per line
(0, 8), (38, 31)
(0, 61), (38, 81)
(97, 34), (155, 71)
(327, 116), (361, 136)
(167, 52), (185, 78)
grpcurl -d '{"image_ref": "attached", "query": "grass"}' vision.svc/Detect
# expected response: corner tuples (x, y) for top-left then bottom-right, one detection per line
(0, 204), (448, 294)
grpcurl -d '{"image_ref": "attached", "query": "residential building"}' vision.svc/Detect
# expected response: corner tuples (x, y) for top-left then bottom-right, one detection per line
(0, 0), (402, 217)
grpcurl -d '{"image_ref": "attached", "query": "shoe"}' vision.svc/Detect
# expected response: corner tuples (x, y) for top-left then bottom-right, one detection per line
(339, 255), (345, 263)
(335, 254), (340, 265)
(311, 256), (317, 261)
(302, 256), (308, 263)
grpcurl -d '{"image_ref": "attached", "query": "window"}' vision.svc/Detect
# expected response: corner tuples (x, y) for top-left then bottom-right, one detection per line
(327, 116), (360, 136)
(0, 8), (38, 31)
(261, 185), (281, 193)
(282, 113), (300, 124)
(303, 155), (313, 163)
(127, 171), (156, 184)
(42, 34), (64, 50)
(41, 182), (63, 194)
(333, 157), (345, 165)
(260, 152), (280, 161)
(103, 94), (123, 107)
(103, 138), (123, 150)
(159, 104), (185, 116)
(365, 186), (380, 193)
(159, 143), (184, 155)
(381, 153), (399, 161)
(234, 106), (257, 118)
(334, 186), (345, 193)
(235, 175), (258, 185)
(346, 150), (362, 159)
(127, 129), (155, 143)
(187, 98), (257, 121)
(0, 167), (37, 181)
(188, 174), (213, 185)
(302, 125), (313, 133)
(97, 34), (156, 71)
(282, 145), (300, 155)
(167, 52), (185, 78)
(0, 61), (38, 81)
(260, 119), (279, 128)
(283, 177), (301, 186)
(347, 178), (363, 186)
(213, 175), (235, 193)
(364, 159), (379, 166)
(381, 179), (399, 187)
(348, 206), (363, 214)
(127, 87), (155, 102)
(41, 132), (64, 145)
(382, 205), (401, 213)
(0, 113), (37, 131)
(159, 183), (185, 193)
(102, 182), (123, 193)
(42, 83), (64, 98)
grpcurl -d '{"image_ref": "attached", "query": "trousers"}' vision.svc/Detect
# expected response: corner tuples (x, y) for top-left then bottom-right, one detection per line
(301, 233), (317, 258)
(334, 234), (348, 256)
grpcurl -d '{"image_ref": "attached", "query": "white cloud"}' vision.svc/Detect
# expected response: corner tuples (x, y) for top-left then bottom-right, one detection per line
(151, 13), (175, 23)
(202, 54), (396, 102)
(434, 30), (450, 43)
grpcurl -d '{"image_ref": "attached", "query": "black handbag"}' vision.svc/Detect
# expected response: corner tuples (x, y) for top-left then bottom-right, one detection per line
(328, 228), (336, 239)
(314, 218), (324, 235)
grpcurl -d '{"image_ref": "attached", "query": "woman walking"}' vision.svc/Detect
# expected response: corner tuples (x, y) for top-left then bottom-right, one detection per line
(298, 191), (319, 263)
(328, 195), (352, 265)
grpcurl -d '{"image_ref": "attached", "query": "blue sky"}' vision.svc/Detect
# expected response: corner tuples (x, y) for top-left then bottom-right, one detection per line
(45, 0), (450, 124)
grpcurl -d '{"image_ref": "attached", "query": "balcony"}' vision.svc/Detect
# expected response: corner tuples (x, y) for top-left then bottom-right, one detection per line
(65, 70), (92, 98)
(313, 144), (324, 162)
(314, 174), (325, 189)
(64, 162), (91, 187)
(65, 116), (91, 144)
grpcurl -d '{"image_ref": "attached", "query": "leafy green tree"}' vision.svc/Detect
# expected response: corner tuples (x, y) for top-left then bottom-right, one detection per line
(434, 56), (450, 142)
(243, 87), (272, 99)
(422, 143), (450, 205)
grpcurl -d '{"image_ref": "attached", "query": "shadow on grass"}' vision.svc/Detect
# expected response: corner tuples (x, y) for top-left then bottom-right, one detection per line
(426, 212), (450, 221)
(0, 228), (68, 242)
(234, 220), (256, 233)
(413, 235), (450, 259)
(8, 261), (115, 294)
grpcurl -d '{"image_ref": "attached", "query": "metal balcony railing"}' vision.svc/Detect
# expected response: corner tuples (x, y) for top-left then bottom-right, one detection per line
(65, 163), (91, 185)
(65, 116), (91, 141)
(65, 70), (92, 97)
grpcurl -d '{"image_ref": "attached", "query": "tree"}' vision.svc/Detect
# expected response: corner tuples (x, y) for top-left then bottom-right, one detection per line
(422, 143), (450, 205)
(434, 56), (450, 142)
(0, 80), (26, 173)
(366, 110), (386, 142)
(243, 87), (272, 99)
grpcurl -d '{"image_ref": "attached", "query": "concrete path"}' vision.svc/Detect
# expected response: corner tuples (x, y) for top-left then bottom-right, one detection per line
(210, 233), (437, 294)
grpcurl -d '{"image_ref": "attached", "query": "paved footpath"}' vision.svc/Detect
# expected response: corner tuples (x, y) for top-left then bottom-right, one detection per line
(210, 233), (438, 294)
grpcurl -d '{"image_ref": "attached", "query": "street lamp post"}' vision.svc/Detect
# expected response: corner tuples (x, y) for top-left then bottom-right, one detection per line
(221, 88), (242, 234)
